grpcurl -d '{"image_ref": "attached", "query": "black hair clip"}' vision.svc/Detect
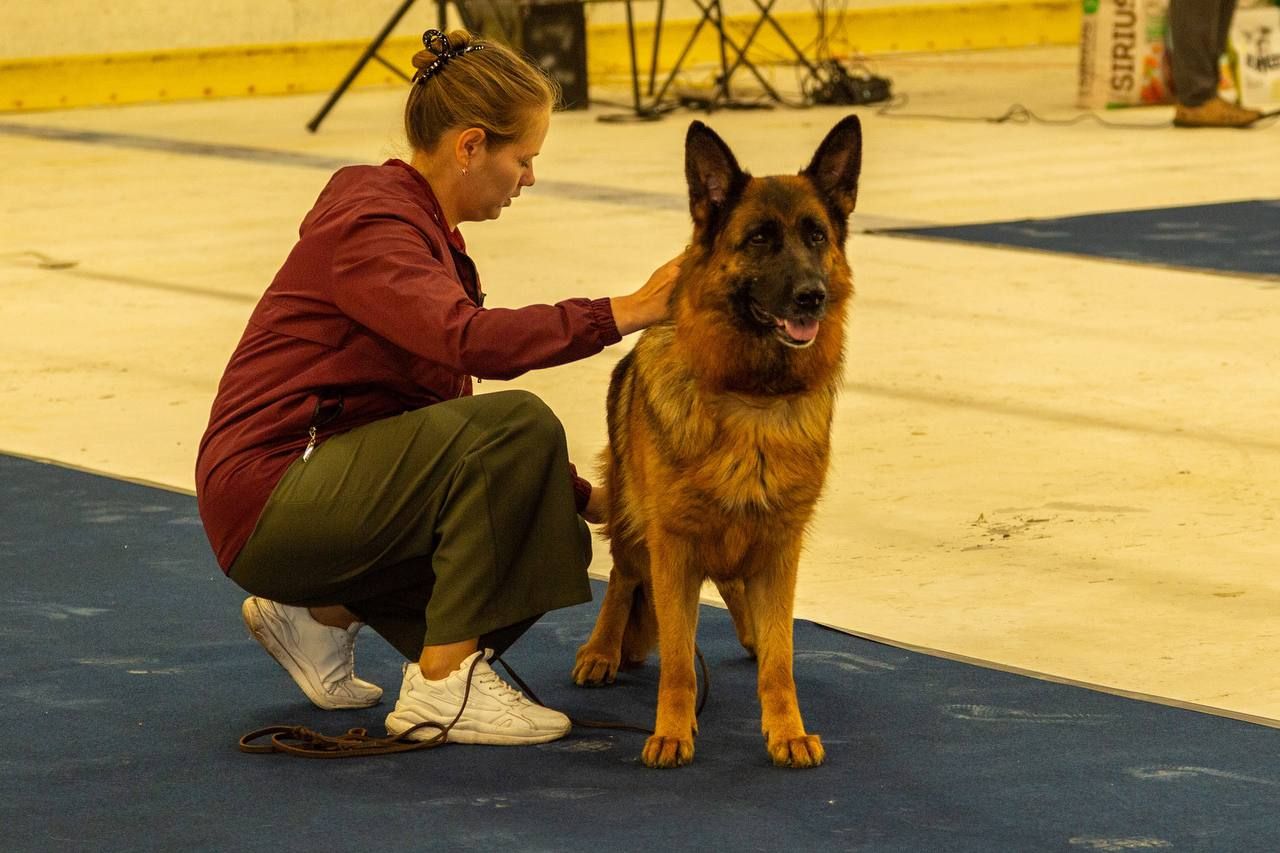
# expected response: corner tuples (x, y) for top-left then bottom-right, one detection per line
(414, 28), (486, 84)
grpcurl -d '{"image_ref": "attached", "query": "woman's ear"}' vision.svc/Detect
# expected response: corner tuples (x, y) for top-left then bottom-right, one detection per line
(456, 127), (487, 167)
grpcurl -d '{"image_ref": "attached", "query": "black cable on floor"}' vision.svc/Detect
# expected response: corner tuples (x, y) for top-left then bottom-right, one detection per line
(875, 93), (1280, 130)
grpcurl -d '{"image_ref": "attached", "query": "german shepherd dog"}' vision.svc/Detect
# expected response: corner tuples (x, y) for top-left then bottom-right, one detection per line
(572, 115), (862, 768)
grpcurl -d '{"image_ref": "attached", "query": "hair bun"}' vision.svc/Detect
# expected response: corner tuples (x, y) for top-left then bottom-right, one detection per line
(442, 29), (474, 51)
(411, 29), (485, 82)
(420, 28), (476, 59)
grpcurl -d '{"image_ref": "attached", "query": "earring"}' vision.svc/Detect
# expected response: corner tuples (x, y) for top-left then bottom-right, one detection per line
(461, 166), (469, 177)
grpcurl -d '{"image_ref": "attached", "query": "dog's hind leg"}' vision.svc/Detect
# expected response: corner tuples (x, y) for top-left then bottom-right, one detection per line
(641, 532), (702, 768)
(619, 577), (657, 668)
(744, 541), (825, 769)
(572, 539), (647, 686)
(711, 576), (756, 658)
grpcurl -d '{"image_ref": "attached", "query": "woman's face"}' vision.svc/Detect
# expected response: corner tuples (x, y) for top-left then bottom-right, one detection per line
(463, 108), (550, 222)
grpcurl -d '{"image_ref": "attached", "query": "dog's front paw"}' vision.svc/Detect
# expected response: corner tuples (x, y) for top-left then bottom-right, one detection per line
(767, 733), (825, 768)
(572, 647), (620, 686)
(642, 734), (695, 768)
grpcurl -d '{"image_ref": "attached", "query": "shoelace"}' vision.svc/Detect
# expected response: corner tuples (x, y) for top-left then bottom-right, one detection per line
(317, 627), (358, 686)
(471, 666), (528, 704)
(315, 623), (361, 690)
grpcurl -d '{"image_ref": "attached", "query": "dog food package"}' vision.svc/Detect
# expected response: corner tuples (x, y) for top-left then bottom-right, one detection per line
(1228, 5), (1280, 106)
(1077, 0), (1174, 108)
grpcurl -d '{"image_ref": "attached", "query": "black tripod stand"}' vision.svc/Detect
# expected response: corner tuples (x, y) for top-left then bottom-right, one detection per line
(648, 0), (766, 109)
(307, 0), (449, 133)
(621, 0), (820, 117)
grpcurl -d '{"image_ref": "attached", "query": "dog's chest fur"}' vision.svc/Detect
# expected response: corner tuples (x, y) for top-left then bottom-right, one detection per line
(629, 332), (835, 557)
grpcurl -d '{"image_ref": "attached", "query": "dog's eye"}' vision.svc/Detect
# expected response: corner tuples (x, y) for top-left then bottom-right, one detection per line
(745, 221), (780, 249)
(808, 228), (827, 245)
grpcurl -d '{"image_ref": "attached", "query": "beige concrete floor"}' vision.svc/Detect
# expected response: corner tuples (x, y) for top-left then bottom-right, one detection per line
(2, 47), (1277, 726)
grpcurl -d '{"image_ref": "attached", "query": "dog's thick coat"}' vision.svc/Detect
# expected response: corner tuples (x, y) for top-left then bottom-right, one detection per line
(573, 116), (862, 768)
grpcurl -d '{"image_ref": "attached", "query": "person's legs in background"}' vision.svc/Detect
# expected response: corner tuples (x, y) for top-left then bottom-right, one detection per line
(1169, 0), (1262, 127)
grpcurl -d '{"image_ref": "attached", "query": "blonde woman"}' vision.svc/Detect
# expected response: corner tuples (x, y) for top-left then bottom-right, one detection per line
(197, 30), (682, 745)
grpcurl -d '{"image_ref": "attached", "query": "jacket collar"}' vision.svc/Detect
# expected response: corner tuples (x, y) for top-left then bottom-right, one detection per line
(386, 158), (467, 254)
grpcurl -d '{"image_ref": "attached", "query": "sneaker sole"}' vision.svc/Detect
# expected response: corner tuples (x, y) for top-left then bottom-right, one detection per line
(241, 598), (380, 711)
(385, 713), (570, 746)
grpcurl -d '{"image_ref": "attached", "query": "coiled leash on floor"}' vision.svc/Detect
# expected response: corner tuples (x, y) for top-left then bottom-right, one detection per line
(238, 652), (489, 758)
(238, 647), (710, 758)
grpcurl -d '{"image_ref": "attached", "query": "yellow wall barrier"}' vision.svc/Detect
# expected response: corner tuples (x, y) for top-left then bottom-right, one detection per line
(0, 1), (1078, 113)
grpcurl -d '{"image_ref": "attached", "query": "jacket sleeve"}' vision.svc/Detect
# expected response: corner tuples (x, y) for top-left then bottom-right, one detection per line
(329, 210), (621, 380)
(568, 464), (591, 513)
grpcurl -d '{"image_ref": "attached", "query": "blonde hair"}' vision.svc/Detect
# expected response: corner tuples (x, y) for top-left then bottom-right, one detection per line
(405, 29), (559, 152)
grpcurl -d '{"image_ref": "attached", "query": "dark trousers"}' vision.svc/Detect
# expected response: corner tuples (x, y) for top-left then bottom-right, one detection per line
(229, 390), (593, 660)
(1169, 0), (1238, 106)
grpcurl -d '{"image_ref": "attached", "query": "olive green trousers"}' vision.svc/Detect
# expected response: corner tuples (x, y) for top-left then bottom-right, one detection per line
(229, 390), (593, 660)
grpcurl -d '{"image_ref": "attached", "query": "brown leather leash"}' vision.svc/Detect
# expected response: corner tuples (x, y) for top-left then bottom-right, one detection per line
(239, 652), (486, 757)
(238, 721), (448, 757)
(238, 647), (710, 757)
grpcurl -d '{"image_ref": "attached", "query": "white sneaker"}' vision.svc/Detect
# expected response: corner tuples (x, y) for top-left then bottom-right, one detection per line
(241, 596), (383, 710)
(385, 650), (571, 745)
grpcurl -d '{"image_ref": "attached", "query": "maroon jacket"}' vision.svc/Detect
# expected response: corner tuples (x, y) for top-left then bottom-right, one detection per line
(196, 159), (620, 572)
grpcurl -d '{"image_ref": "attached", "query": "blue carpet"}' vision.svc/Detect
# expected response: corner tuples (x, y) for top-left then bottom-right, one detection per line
(3, 452), (1279, 852)
(880, 200), (1280, 279)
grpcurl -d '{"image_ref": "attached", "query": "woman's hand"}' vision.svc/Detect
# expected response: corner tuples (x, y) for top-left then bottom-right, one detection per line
(580, 480), (608, 525)
(610, 250), (686, 336)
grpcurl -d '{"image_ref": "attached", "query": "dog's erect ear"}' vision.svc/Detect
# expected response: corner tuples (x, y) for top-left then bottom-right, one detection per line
(685, 121), (745, 239)
(802, 114), (862, 221)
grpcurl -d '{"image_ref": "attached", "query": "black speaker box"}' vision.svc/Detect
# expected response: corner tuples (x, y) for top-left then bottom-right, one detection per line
(454, 0), (589, 110)
(520, 1), (589, 110)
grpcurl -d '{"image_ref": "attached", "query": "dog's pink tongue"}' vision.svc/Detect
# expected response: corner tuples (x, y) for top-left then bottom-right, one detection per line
(783, 317), (820, 342)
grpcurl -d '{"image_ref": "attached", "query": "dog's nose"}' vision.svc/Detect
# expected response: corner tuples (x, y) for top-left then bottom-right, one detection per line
(792, 285), (827, 312)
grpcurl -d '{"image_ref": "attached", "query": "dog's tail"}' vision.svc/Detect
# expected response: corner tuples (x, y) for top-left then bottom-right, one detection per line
(620, 582), (658, 668)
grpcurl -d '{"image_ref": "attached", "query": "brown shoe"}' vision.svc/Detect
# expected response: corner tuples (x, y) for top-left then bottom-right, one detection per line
(1173, 97), (1263, 128)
